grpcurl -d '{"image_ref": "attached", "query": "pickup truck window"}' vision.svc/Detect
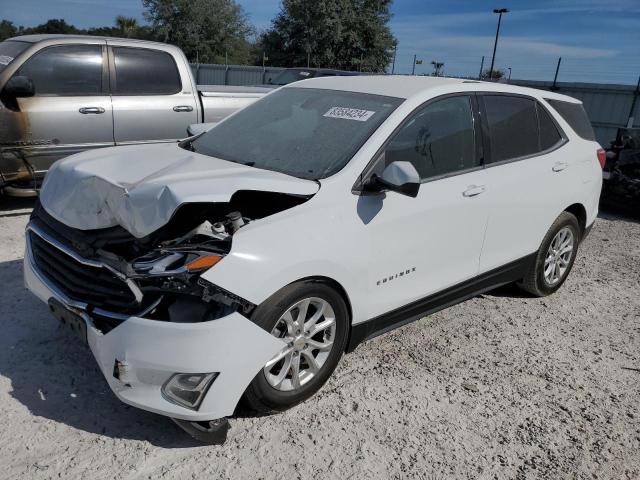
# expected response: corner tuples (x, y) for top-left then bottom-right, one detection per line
(15, 44), (103, 96)
(0, 40), (30, 73)
(191, 87), (403, 180)
(112, 47), (181, 95)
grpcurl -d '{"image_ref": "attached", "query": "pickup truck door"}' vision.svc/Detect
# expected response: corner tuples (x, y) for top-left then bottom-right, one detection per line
(107, 43), (199, 144)
(6, 42), (114, 175)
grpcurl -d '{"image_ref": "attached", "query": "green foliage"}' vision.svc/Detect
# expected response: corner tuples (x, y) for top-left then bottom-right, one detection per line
(0, 17), (155, 42)
(142, 0), (255, 64)
(115, 16), (140, 38)
(481, 68), (505, 80)
(257, 0), (396, 72)
(0, 20), (18, 41)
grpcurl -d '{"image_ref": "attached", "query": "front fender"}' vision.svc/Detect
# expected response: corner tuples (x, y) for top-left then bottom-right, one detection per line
(199, 209), (367, 323)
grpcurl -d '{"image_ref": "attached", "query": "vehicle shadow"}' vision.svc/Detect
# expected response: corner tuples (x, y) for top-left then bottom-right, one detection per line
(483, 282), (533, 299)
(598, 203), (640, 224)
(0, 258), (203, 448)
(0, 195), (36, 217)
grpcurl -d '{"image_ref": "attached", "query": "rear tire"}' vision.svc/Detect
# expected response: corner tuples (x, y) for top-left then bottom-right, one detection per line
(242, 280), (349, 414)
(518, 211), (581, 297)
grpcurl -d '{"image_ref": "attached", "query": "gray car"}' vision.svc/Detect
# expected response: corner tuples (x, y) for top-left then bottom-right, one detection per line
(0, 34), (271, 196)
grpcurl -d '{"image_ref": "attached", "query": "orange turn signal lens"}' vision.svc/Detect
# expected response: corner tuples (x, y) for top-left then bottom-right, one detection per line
(185, 255), (223, 272)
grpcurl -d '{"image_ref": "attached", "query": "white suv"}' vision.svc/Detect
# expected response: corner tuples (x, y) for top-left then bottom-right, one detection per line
(24, 76), (603, 442)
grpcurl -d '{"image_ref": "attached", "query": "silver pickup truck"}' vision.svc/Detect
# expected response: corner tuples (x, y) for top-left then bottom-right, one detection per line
(0, 34), (271, 196)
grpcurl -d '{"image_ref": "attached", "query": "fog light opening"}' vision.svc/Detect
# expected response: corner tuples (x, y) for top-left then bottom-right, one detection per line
(162, 372), (218, 410)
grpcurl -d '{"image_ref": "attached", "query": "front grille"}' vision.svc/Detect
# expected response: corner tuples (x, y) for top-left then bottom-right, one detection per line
(29, 231), (140, 313)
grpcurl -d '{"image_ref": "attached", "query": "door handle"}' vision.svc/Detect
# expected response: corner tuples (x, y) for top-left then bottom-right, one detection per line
(79, 107), (105, 114)
(463, 185), (486, 197)
(552, 162), (568, 172)
(173, 105), (194, 112)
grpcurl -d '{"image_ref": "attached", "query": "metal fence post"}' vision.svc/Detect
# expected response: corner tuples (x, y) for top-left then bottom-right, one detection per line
(551, 57), (562, 90)
(627, 75), (640, 128)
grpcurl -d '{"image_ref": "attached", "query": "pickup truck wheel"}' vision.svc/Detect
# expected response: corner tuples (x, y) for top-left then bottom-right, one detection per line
(243, 281), (349, 414)
(518, 211), (581, 297)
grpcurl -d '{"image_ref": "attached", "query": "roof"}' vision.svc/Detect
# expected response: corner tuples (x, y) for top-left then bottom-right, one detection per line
(8, 34), (169, 48)
(287, 74), (582, 103)
(289, 75), (464, 99)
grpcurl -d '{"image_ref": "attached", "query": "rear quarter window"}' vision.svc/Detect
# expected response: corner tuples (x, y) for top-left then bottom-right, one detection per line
(537, 103), (563, 150)
(545, 99), (595, 141)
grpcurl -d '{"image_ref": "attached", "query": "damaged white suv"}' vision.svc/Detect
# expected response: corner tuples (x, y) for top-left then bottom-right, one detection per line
(24, 76), (603, 442)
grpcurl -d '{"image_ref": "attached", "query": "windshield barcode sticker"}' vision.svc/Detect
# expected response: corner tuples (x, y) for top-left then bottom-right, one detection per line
(324, 107), (375, 122)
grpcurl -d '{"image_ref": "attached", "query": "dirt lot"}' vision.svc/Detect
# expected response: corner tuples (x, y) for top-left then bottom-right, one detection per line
(0, 197), (638, 480)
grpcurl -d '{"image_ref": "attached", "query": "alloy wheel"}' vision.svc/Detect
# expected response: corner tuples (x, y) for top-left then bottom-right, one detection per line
(543, 226), (575, 286)
(263, 297), (336, 392)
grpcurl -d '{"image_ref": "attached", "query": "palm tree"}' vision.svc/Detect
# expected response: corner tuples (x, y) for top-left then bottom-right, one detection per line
(431, 61), (444, 77)
(115, 16), (139, 38)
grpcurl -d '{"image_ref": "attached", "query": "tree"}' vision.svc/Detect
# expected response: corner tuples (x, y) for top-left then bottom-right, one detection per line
(258, 0), (396, 72)
(431, 61), (444, 76)
(115, 15), (139, 38)
(142, 0), (255, 64)
(480, 68), (505, 80)
(21, 18), (80, 35)
(0, 20), (18, 41)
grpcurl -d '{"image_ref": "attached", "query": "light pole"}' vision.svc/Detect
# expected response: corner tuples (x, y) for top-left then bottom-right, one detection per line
(489, 8), (509, 80)
(508, 67), (512, 81)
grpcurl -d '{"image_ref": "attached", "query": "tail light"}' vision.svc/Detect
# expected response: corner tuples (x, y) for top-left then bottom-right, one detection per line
(596, 148), (606, 169)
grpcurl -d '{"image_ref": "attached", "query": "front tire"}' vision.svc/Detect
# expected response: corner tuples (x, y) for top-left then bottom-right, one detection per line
(243, 280), (349, 414)
(518, 211), (581, 297)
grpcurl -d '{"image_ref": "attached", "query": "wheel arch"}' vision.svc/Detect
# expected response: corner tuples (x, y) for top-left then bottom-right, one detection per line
(564, 203), (587, 236)
(284, 275), (354, 351)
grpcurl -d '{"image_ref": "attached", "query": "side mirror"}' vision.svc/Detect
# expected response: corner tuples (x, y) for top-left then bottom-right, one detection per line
(3, 76), (35, 98)
(187, 122), (218, 136)
(363, 161), (420, 198)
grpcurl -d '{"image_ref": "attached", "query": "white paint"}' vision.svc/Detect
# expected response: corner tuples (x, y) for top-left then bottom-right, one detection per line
(28, 76), (602, 421)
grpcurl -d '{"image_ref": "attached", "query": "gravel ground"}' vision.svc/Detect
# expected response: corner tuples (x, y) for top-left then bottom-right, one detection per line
(0, 198), (638, 480)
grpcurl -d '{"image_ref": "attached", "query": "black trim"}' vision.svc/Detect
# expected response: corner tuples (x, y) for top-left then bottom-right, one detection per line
(346, 253), (536, 352)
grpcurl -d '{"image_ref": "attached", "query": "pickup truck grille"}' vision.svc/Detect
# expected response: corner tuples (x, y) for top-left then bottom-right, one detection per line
(28, 230), (140, 313)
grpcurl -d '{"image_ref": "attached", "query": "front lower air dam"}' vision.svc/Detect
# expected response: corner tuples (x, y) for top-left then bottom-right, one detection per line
(23, 241), (286, 444)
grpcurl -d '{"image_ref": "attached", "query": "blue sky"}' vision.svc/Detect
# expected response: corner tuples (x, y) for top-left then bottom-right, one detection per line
(1, 0), (639, 85)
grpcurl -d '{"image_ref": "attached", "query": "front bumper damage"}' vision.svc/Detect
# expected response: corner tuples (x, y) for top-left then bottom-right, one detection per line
(23, 231), (285, 422)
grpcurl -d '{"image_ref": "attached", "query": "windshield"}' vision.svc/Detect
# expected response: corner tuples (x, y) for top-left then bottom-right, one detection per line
(267, 69), (316, 86)
(191, 87), (403, 180)
(0, 41), (30, 74)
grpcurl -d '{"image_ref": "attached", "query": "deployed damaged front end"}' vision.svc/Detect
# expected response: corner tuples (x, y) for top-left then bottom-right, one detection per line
(23, 145), (318, 438)
(27, 201), (252, 327)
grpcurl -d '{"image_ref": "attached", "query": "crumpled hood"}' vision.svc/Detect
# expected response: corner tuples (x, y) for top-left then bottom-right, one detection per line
(39, 142), (319, 238)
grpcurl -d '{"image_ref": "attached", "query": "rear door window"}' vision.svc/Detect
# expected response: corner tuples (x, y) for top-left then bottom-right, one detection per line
(545, 99), (595, 141)
(483, 95), (539, 163)
(112, 47), (181, 95)
(16, 44), (103, 96)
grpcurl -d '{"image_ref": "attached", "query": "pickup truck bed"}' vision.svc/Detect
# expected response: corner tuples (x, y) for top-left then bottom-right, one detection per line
(198, 85), (272, 123)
